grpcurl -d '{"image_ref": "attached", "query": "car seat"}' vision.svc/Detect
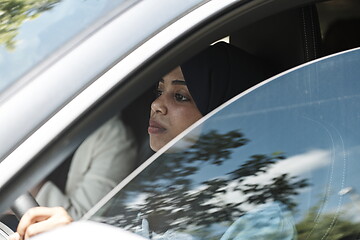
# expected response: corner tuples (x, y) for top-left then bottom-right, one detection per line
(231, 5), (322, 74)
(322, 18), (360, 55)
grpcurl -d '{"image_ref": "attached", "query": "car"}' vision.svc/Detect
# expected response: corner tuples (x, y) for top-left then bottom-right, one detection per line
(0, 0), (360, 239)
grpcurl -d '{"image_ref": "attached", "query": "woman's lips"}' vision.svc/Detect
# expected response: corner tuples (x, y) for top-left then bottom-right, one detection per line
(148, 120), (166, 134)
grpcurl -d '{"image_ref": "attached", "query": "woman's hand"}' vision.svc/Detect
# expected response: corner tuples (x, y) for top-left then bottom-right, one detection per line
(9, 207), (73, 240)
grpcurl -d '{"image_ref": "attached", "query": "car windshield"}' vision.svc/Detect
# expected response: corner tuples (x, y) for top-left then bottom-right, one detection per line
(89, 48), (360, 239)
(0, 0), (131, 96)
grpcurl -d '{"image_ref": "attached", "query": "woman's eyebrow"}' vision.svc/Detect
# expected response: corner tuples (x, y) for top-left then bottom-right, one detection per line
(171, 80), (186, 85)
(159, 79), (186, 85)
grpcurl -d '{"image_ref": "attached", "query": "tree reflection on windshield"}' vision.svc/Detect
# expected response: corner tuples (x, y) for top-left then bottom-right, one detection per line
(93, 129), (310, 238)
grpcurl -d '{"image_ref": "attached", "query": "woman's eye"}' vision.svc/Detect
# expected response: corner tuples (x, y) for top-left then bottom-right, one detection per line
(155, 89), (163, 98)
(175, 93), (190, 102)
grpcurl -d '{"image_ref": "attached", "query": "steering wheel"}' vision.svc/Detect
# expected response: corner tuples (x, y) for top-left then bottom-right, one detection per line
(0, 192), (39, 239)
(0, 222), (13, 240)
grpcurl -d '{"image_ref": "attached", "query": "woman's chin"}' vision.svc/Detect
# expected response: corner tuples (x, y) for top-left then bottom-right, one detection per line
(149, 138), (167, 152)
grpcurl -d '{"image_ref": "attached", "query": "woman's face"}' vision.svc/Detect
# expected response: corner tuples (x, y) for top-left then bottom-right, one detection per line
(148, 66), (203, 151)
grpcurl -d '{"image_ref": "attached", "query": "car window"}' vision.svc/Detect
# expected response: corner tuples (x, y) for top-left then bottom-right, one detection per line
(88, 48), (360, 239)
(0, 0), (130, 95)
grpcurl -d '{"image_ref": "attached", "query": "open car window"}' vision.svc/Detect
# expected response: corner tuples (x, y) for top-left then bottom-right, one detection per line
(88, 48), (360, 239)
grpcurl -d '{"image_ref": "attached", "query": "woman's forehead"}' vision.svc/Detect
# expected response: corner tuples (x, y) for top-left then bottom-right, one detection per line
(162, 66), (185, 82)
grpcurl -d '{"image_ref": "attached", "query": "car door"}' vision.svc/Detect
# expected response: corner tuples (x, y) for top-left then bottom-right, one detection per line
(1, 0), (359, 235)
(1, 0), (330, 215)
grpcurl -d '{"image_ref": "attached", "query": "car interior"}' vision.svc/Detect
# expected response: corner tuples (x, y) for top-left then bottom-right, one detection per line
(44, 0), (360, 204)
(5, 0), (359, 230)
(122, 0), (360, 169)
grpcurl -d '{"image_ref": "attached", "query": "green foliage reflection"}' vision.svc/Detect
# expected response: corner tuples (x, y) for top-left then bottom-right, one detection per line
(296, 204), (360, 240)
(0, 0), (60, 50)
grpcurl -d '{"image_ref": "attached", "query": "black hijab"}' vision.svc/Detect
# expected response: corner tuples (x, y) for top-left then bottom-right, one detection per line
(180, 42), (270, 116)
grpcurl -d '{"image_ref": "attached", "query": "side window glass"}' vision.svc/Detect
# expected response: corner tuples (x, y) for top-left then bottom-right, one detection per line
(90, 48), (360, 240)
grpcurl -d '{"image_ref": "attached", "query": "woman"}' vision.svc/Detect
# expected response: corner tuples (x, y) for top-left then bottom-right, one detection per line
(10, 42), (270, 240)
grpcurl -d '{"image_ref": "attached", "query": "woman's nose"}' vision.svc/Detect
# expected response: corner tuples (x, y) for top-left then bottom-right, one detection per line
(151, 95), (167, 114)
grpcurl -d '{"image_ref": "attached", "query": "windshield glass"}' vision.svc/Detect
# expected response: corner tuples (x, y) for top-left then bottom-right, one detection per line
(0, 0), (130, 95)
(90, 48), (360, 240)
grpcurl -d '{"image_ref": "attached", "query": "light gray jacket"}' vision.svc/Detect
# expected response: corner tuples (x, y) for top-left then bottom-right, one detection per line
(36, 117), (137, 220)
